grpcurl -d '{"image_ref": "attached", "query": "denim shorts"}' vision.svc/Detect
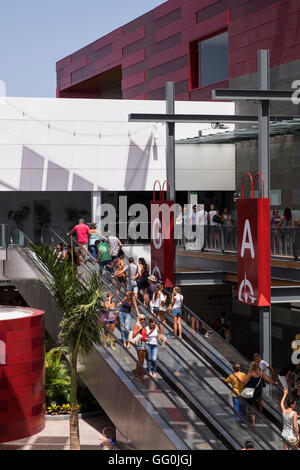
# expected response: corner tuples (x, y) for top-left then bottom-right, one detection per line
(172, 308), (182, 317)
(128, 283), (138, 294)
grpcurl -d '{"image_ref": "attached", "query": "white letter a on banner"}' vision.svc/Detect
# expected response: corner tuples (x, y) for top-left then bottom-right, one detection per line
(241, 219), (255, 259)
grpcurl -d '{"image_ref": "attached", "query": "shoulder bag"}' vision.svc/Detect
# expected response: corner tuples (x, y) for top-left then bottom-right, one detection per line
(241, 375), (262, 399)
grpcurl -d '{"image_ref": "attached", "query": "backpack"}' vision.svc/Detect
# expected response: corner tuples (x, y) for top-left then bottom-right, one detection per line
(213, 214), (221, 224)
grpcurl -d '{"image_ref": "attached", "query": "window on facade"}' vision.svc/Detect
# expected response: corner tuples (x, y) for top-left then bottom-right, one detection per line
(191, 31), (228, 89)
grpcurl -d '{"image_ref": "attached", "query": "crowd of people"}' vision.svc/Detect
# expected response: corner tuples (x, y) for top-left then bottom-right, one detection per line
(176, 204), (234, 250)
(270, 207), (300, 255)
(57, 218), (186, 381)
(60, 218), (299, 450)
(176, 204), (300, 256)
(221, 352), (300, 449)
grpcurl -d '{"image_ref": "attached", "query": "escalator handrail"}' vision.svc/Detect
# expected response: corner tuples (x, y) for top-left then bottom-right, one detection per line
(46, 227), (292, 450)
(19, 234), (215, 450)
(162, 283), (286, 415)
(96, 323), (218, 450)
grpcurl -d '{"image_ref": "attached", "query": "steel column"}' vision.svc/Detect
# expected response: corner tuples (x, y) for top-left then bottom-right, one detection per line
(258, 50), (272, 369)
(166, 82), (176, 203)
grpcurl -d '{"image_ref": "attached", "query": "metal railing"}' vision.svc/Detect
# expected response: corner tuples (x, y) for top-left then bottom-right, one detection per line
(182, 225), (300, 260)
(6, 223), (300, 259)
(44, 227), (293, 450)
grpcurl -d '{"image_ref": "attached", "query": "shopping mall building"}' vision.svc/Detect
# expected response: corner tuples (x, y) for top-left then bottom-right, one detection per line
(0, 0), (299, 367)
(0, 0), (298, 365)
(54, 0), (300, 366)
(1, 0), (300, 450)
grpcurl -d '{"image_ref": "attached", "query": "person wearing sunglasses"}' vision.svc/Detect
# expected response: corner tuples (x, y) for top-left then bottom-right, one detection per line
(132, 314), (147, 381)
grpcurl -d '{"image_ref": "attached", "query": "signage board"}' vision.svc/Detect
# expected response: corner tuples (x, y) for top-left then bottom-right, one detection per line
(237, 197), (271, 306)
(151, 200), (174, 288)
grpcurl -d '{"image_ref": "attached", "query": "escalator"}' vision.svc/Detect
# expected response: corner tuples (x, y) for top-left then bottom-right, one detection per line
(3, 236), (221, 450)
(161, 290), (285, 425)
(39, 228), (292, 450)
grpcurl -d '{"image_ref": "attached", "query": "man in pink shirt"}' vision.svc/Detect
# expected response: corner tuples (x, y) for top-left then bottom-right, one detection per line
(67, 218), (90, 260)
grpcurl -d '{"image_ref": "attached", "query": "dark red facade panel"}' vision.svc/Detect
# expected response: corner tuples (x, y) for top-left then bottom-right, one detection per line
(123, 39), (145, 57)
(71, 64), (94, 86)
(87, 43), (112, 64)
(196, 0), (229, 23)
(150, 33), (182, 56)
(230, 0), (281, 22)
(123, 11), (154, 35)
(147, 87), (165, 100)
(57, 0), (300, 102)
(123, 60), (147, 79)
(122, 82), (148, 99)
(147, 55), (189, 81)
(154, 7), (182, 31)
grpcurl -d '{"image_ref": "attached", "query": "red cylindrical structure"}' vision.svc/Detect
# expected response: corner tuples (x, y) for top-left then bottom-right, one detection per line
(0, 307), (45, 443)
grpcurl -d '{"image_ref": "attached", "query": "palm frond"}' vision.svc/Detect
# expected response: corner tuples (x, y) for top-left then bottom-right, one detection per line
(29, 244), (105, 353)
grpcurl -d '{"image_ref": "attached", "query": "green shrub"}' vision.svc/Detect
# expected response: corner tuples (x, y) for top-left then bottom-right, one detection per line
(45, 348), (71, 407)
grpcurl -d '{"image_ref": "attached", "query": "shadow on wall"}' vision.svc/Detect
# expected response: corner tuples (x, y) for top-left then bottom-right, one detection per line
(20, 146), (98, 192)
(124, 133), (154, 191)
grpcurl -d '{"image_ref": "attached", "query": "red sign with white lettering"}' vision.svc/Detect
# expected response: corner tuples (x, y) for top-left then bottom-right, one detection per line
(237, 197), (271, 306)
(150, 181), (174, 288)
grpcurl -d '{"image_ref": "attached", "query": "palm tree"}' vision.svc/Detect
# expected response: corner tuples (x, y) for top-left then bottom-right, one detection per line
(45, 347), (71, 406)
(30, 244), (105, 450)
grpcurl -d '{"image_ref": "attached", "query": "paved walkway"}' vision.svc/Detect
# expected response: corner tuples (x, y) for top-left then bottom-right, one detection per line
(0, 415), (119, 451)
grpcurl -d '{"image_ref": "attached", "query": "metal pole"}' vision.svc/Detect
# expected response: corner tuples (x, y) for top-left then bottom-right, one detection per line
(166, 82), (176, 202)
(258, 50), (272, 369)
(166, 82), (176, 276)
(258, 50), (271, 197)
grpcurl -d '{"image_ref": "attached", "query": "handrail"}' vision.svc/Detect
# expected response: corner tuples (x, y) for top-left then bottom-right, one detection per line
(85, 268), (288, 450)
(45, 227), (288, 449)
(19, 230), (215, 449)
(98, 324), (217, 450)
(45, 226), (288, 429)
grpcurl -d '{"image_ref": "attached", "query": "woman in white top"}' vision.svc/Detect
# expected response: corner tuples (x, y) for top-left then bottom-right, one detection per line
(150, 284), (167, 334)
(280, 388), (299, 450)
(171, 287), (184, 339)
(208, 204), (218, 226)
(150, 285), (166, 314)
(146, 318), (167, 378)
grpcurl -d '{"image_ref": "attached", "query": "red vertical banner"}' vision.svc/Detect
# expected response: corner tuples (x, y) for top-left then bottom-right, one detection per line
(151, 181), (174, 288)
(237, 173), (271, 307)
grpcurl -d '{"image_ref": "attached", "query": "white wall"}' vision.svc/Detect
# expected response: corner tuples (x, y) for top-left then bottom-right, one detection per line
(0, 97), (235, 192)
(122, 245), (151, 268)
(176, 144), (235, 190)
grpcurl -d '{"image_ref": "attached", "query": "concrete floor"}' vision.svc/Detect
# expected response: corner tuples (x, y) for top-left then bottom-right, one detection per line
(0, 415), (119, 451)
